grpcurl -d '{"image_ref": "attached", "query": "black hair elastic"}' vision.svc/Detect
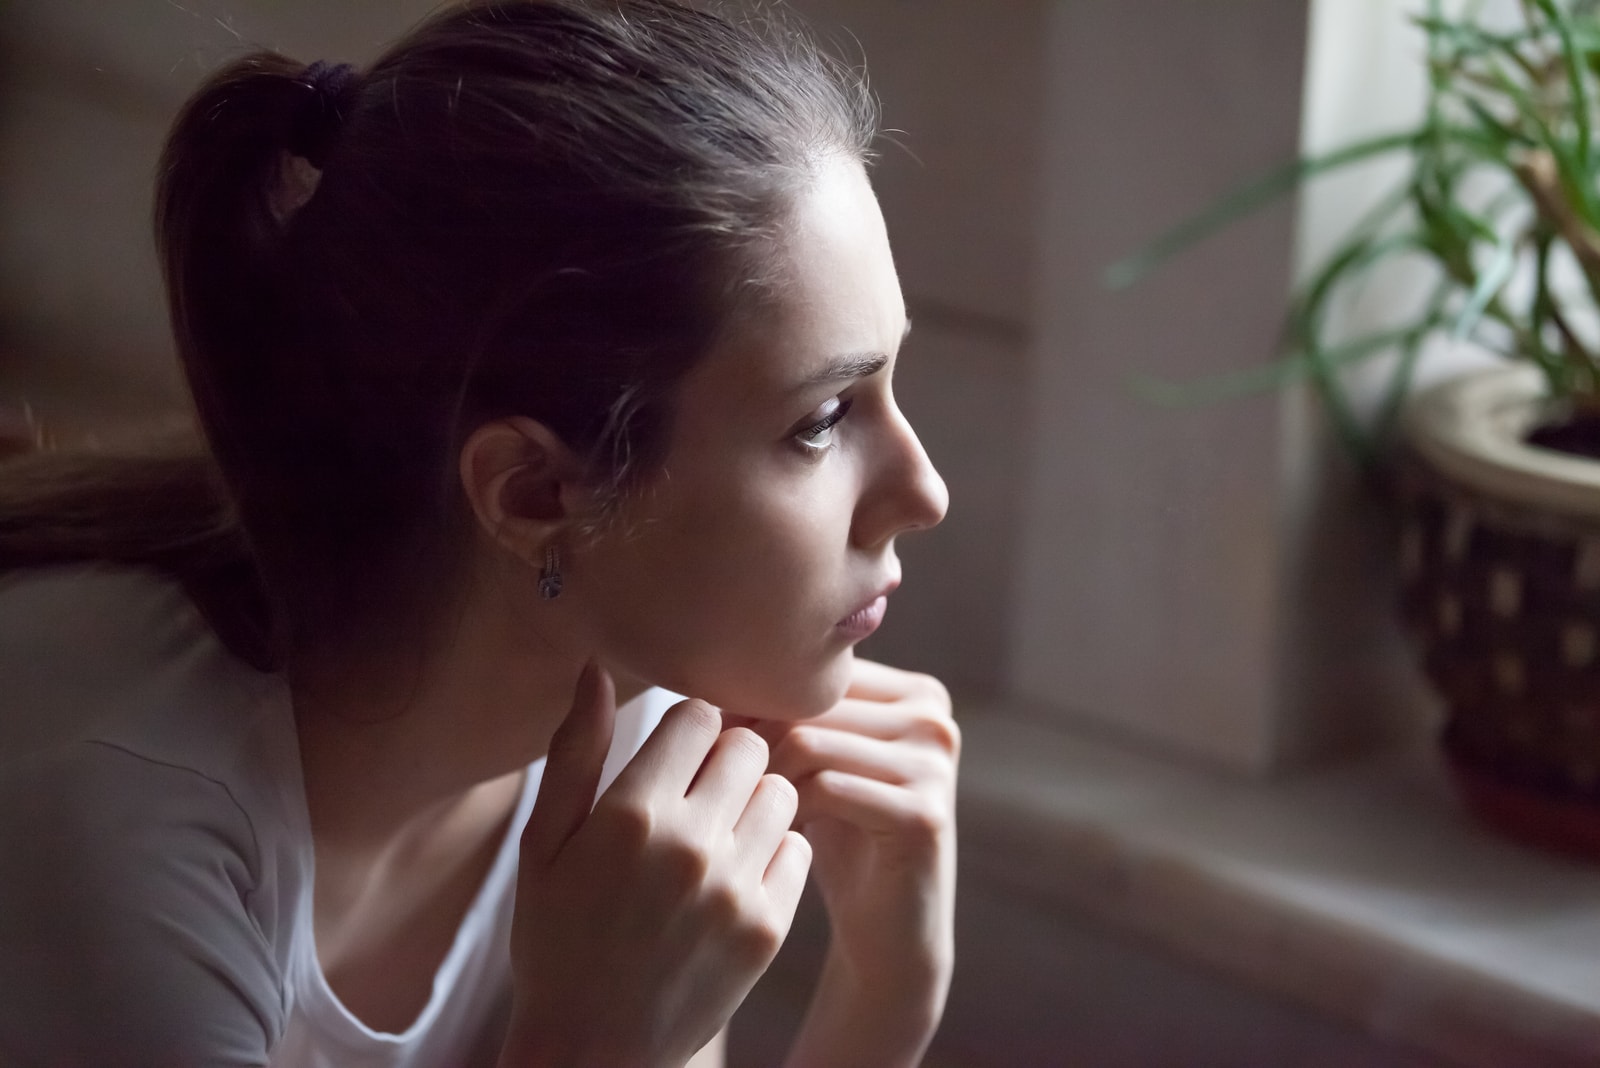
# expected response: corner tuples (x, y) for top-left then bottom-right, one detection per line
(290, 60), (358, 169)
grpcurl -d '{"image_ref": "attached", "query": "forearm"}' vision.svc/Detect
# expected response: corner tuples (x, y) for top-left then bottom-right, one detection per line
(782, 944), (948, 1068)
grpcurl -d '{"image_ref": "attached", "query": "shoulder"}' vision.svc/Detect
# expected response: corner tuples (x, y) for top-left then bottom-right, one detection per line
(0, 567), (299, 1064)
(0, 563), (298, 809)
(2, 732), (264, 894)
(0, 739), (289, 1064)
(0, 565), (229, 754)
(0, 564), (295, 898)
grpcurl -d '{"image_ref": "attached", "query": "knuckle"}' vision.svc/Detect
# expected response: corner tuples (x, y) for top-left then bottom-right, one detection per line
(721, 726), (769, 767)
(914, 710), (961, 758)
(733, 915), (784, 964)
(913, 671), (950, 705)
(595, 800), (655, 850)
(935, 716), (962, 759)
(899, 796), (946, 846)
(780, 726), (823, 762)
(670, 698), (723, 738)
(811, 767), (847, 798)
(657, 833), (711, 892)
(785, 827), (813, 861)
(760, 774), (799, 824)
(699, 878), (742, 926)
(762, 771), (798, 808)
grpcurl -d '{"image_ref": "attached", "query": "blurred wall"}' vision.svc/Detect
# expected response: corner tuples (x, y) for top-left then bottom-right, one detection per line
(1007, 0), (1444, 772)
(0, 0), (1041, 701)
(1008, 0), (1314, 770)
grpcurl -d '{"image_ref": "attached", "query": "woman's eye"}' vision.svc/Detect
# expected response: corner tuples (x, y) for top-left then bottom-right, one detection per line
(793, 397), (853, 453)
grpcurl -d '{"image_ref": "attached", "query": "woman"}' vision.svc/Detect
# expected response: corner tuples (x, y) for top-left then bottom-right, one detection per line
(0, 1), (955, 1065)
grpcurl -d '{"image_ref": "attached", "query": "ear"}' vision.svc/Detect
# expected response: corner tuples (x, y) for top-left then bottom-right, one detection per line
(458, 417), (587, 562)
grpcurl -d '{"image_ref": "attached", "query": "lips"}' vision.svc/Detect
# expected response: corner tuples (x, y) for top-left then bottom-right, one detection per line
(836, 580), (899, 640)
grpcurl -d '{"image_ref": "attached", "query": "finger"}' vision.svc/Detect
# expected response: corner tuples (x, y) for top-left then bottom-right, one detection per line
(719, 716), (794, 755)
(795, 769), (943, 841)
(769, 726), (929, 787)
(731, 773), (798, 871)
(843, 657), (922, 701)
(804, 698), (960, 750)
(761, 829), (812, 918)
(686, 728), (770, 828)
(524, 661), (615, 864)
(780, 701), (911, 741)
(605, 697), (723, 802)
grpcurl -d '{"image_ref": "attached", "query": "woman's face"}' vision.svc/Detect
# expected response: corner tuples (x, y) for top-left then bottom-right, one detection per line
(569, 156), (948, 719)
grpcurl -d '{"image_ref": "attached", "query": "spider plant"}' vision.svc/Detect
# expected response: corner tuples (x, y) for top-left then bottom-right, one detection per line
(1107, 0), (1600, 468)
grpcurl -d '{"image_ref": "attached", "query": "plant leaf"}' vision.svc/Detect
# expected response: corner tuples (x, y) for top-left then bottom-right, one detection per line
(1104, 131), (1419, 290)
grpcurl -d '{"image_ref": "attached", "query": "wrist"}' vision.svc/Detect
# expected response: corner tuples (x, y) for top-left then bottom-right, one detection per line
(783, 945), (949, 1068)
(828, 938), (949, 1019)
(838, 941), (951, 1032)
(498, 1007), (634, 1068)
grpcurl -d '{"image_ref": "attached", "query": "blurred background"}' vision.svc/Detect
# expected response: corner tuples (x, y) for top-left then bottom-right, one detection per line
(5, 1), (1598, 1065)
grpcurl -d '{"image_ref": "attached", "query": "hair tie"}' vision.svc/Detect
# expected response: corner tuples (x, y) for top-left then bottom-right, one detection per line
(290, 60), (358, 169)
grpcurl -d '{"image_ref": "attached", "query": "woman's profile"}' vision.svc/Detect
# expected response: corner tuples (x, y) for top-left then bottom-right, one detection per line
(0, 2), (956, 1065)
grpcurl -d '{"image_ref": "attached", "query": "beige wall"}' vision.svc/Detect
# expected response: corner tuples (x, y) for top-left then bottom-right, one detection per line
(1006, 0), (1441, 772)
(1008, 0), (1333, 771)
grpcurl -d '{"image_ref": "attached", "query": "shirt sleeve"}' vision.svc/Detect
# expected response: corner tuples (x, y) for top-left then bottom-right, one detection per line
(0, 740), (285, 1067)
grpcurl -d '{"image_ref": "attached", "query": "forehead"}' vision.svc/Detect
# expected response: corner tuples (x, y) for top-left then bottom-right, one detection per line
(679, 157), (906, 415)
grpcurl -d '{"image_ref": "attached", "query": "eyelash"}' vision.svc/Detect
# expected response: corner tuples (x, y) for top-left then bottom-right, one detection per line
(793, 397), (854, 456)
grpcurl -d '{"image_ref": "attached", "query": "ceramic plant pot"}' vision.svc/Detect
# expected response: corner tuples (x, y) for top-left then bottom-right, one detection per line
(1399, 365), (1600, 857)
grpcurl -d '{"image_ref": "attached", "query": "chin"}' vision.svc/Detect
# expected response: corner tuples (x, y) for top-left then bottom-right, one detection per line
(760, 649), (855, 720)
(682, 647), (853, 722)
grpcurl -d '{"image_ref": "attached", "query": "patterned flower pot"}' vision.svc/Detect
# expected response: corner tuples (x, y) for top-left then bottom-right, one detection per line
(1399, 365), (1600, 857)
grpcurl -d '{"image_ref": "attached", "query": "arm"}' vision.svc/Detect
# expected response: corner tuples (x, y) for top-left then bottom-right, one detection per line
(0, 742), (280, 1066)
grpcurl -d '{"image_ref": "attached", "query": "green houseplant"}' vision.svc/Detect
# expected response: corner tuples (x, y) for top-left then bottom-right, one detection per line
(1112, 0), (1600, 856)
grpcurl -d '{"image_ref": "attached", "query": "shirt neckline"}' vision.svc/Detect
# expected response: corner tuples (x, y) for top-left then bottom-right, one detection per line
(277, 694), (545, 1047)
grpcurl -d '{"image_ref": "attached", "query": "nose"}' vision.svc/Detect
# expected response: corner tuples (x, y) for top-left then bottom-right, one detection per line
(852, 402), (949, 549)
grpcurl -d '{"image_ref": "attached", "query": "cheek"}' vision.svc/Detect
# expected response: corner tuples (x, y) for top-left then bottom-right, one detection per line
(583, 469), (854, 714)
(655, 484), (835, 643)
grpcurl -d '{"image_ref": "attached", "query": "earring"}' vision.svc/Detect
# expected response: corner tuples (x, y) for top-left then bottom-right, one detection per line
(538, 545), (564, 600)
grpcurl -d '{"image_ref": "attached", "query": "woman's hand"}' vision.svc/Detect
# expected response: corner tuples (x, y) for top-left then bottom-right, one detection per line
(750, 658), (960, 1068)
(499, 663), (812, 1068)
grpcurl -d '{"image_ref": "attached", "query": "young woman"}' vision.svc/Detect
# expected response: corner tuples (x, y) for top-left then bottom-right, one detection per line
(0, 1), (955, 1065)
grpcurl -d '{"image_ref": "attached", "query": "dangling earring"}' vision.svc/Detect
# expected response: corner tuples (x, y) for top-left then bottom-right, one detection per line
(538, 545), (564, 600)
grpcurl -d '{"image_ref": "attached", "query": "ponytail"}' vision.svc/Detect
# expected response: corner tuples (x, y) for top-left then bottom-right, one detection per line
(156, 52), (345, 569)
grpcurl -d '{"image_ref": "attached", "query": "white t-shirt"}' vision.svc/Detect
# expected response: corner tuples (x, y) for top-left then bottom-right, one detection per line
(0, 566), (674, 1067)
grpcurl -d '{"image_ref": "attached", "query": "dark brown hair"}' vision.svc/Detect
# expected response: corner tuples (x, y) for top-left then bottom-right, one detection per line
(0, 0), (876, 671)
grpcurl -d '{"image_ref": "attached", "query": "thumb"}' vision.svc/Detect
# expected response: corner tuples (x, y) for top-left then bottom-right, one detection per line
(523, 660), (616, 866)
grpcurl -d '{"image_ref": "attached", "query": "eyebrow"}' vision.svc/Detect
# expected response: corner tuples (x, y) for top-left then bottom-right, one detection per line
(797, 319), (912, 389)
(802, 351), (889, 388)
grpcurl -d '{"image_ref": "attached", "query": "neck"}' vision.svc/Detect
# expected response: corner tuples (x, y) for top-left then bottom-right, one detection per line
(290, 569), (645, 856)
